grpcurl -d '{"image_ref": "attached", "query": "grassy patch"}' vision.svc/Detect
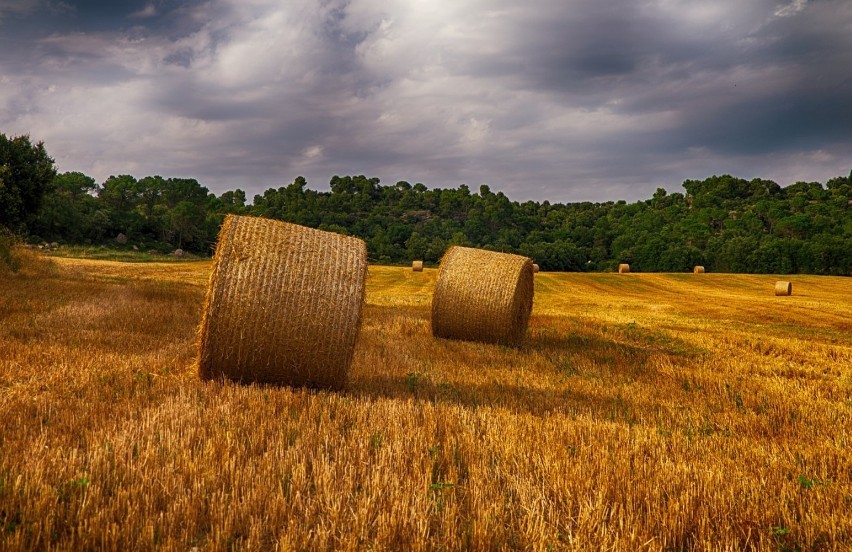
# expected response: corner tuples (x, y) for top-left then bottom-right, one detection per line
(43, 245), (204, 263)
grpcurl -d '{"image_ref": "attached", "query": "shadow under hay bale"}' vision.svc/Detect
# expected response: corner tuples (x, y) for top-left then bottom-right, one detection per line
(412, 260), (423, 272)
(693, 266), (705, 274)
(618, 263), (630, 273)
(431, 246), (534, 347)
(774, 281), (793, 296)
(197, 215), (367, 389)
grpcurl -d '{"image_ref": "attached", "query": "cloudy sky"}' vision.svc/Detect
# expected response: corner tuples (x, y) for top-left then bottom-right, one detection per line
(1, 0), (850, 202)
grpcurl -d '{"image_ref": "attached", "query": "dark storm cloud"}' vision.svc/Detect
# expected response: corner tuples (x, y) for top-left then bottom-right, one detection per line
(456, 2), (755, 100)
(670, 86), (852, 156)
(601, 1), (852, 160)
(0, 0), (850, 202)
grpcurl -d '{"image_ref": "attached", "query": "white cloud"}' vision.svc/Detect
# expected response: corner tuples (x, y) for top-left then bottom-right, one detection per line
(130, 3), (157, 19)
(774, 0), (807, 18)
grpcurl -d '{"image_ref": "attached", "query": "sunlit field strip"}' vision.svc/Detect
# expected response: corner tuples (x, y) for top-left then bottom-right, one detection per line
(0, 257), (850, 550)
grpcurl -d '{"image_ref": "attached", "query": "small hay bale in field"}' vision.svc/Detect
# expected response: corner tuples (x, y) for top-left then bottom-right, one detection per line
(412, 260), (424, 272)
(532, 263), (540, 273)
(693, 265), (705, 274)
(774, 281), (793, 296)
(197, 215), (368, 389)
(618, 263), (630, 273)
(431, 246), (534, 346)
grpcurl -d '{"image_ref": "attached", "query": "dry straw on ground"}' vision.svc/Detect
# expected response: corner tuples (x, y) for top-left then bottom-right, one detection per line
(412, 260), (423, 272)
(532, 263), (540, 273)
(197, 215), (368, 389)
(774, 281), (793, 296)
(431, 246), (534, 346)
(694, 266), (705, 274)
(618, 263), (630, 273)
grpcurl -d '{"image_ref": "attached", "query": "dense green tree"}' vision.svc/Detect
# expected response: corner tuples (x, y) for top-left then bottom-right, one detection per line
(0, 133), (57, 231)
(31, 172), (101, 243)
(168, 200), (204, 249)
(405, 232), (429, 261)
(99, 174), (144, 238)
(18, 155), (852, 274)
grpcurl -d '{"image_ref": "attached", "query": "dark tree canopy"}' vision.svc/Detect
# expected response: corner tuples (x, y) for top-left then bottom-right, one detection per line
(6, 133), (849, 275)
(0, 133), (57, 231)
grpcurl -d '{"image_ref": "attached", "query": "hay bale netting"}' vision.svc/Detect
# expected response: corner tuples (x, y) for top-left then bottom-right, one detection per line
(197, 215), (368, 389)
(618, 263), (630, 273)
(774, 281), (793, 296)
(532, 263), (540, 273)
(412, 260), (424, 272)
(693, 265), (705, 274)
(431, 246), (534, 346)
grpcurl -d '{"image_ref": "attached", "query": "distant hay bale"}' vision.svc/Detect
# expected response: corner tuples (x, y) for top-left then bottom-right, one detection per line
(618, 263), (630, 273)
(693, 266), (705, 274)
(197, 215), (368, 389)
(412, 260), (423, 272)
(431, 246), (534, 346)
(532, 263), (540, 273)
(774, 281), (793, 296)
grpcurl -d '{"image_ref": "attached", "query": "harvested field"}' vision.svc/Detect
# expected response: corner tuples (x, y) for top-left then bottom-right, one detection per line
(1, 258), (850, 550)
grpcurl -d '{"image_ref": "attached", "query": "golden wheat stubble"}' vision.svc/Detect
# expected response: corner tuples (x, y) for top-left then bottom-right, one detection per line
(431, 246), (534, 346)
(197, 215), (367, 389)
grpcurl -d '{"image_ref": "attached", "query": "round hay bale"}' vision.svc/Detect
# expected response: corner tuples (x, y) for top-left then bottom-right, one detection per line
(197, 215), (368, 389)
(412, 260), (424, 272)
(693, 265), (705, 274)
(431, 246), (534, 346)
(532, 263), (540, 273)
(774, 281), (793, 296)
(618, 263), (630, 273)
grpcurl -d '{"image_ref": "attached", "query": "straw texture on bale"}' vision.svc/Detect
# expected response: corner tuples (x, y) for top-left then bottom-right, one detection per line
(412, 260), (424, 272)
(693, 266), (705, 274)
(197, 215), (368, 389)
(774, 281), (793, 296)
(431, 246), (534, 347)
(532, 263), (540, 273)
(618, 263), (630, 273)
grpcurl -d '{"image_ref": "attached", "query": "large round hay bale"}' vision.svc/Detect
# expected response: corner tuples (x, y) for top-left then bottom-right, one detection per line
(693, 265), (705, 274)
(412, 260), (424, 272)
(431, 246), (534, 346)
(532, 263), (540, 273)
(774, 281), (793, 296)
(197, 215), (368, 389)
(618, 263), (630, 273)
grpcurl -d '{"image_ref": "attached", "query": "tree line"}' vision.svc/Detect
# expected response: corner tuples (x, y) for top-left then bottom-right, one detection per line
(2, 133), (850, 274)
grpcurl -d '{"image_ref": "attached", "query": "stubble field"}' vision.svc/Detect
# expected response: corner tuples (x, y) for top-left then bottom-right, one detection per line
(0, 254), (850, 550)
